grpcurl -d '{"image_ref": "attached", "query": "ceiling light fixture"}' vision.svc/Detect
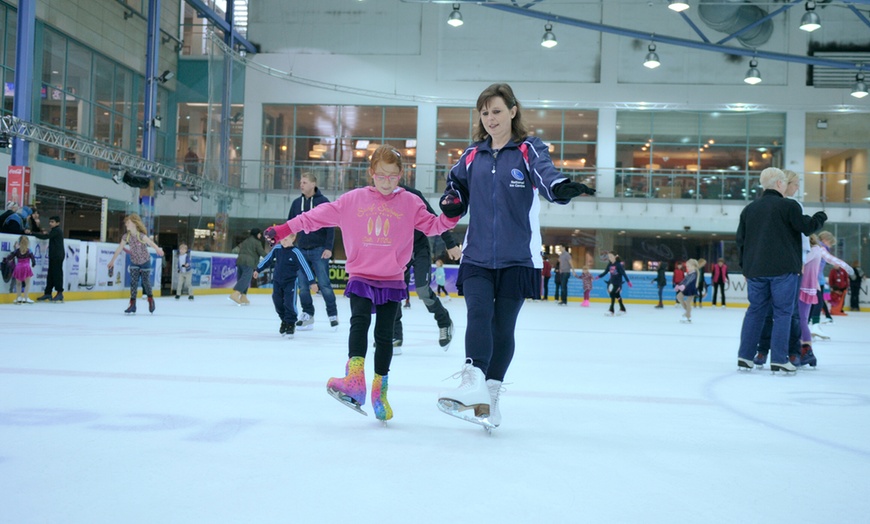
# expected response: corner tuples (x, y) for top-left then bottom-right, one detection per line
(541, 23), (557, 48)
(643, 43), (661, 69)
(668, 1), (690, 12)
(799, 1), (821, 32)
(744, 58), (762, 85)
(851, 72), (868, 98)
(447, 4), (463, 27)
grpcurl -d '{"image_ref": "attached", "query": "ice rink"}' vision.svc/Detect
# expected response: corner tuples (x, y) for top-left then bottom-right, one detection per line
(1, 293), (868, 523)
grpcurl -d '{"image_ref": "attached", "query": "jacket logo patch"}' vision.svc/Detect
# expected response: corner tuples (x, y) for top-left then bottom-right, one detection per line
(510, 169), (524, 181)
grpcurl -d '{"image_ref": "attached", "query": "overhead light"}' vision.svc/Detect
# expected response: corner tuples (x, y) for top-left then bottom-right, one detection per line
(190, 189), (200, 202)
(447, 4), (463, 27)
(541, 23), (557, 48)
(643, 43), (661, 69)
(744, 59), (762, 85)
(668, 1), (690, 12)
(850, 73), (868, 98)
(799, 2), (821, 32)
(112, 171), (123, 184)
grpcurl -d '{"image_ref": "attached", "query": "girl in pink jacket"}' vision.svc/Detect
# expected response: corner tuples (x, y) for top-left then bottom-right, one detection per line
(265, 145), (459, 422)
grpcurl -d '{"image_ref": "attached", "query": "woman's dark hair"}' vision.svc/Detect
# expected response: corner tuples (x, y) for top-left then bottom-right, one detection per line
(473, 83), (528, 143)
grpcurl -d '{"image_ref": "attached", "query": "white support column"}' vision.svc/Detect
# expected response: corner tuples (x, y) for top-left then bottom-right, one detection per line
(596, 108), (617, 198)
(415, 103), (438, 194)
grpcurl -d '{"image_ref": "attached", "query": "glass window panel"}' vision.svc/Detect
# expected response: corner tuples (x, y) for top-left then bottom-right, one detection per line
(748, 113), (785, 143)
(700, 113), (748, 143)
(94, 56), (113, 111)
(340, 106), (382, 138)
(115, 68), (131, 117)
(652, 113), (699, 144)
(616, 112), (652, 142)
(5, 18), (16, 69)
(437, 108), (473, 140)
(296, 105), (339, 137)
(0, 8), (5, 65)
(563, 111), (597, 142)
(66, 41), (91, 101)
(94, 107), (111, 145)
(384, 106), (416, 138)
(42, 30), (65, 89)
(526, 109), (562, 142)
(560, 143), (596, 171)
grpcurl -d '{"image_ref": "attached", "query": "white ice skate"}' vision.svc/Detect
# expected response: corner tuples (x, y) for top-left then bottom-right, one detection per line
(437, 359), (493, 430)
(770, 361), (797, 375)
(810, 323), (830, 341)
(486, 379), (504, 428)
(737, 358), (755, 371)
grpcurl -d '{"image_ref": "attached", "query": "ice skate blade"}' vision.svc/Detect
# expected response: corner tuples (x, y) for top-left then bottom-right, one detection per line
(437, 399), (494, 430)
(327, 387), (368, 416)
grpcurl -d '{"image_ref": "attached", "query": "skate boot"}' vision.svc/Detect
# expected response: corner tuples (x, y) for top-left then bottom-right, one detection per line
(326, 356), (367, 416)
(800, 344), (817, 368)
(737, 357), (755, 371)
(810, 323), (830, 340)
(371, 374), (393, 422)
(439, 320), (453, 349)
(753, 350), (768, 368)
(437, 359), (492, 428)
(770, 361), (797, 374)
(486, 379), (504, 428)
(582, 299), (590, 307)
(279, 321), (288, 335)
(296, 312), (314, 331)
(124, 299), (136, 314)
(789, 353), (802, 368)
(147, 295), (155, 313)
(329, 315), (339, 331)
(240, 294), (250, 305)
(228, 290), (242, 305)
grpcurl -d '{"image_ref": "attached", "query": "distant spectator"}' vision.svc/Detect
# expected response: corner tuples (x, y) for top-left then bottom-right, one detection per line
(184, 147), (200, 175)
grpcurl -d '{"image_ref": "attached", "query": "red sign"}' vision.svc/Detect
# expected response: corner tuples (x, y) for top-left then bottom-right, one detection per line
(6, 166), (31, 206)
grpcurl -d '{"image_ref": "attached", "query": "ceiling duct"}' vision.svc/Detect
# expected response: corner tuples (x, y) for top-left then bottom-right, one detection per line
(697, 0), (773, 48)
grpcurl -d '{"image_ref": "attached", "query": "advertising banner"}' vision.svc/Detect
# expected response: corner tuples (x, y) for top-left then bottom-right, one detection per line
(5, 166), (31, 207)
(210, 255), (237, 288)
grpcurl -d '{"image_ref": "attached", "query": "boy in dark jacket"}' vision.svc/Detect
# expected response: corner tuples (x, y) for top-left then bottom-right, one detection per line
(255, 233), (317, 337)
(33, 216), (65, 302)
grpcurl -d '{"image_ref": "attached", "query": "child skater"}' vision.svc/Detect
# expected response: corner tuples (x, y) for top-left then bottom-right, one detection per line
(175, 242), (195, 300)
(595, 252), (632, 315)
(264, 145), (459, 422)
(108, 213), (165, 314)
(254, 232), (318, 338)
(434, 259), (449, 299)
(797, 235), (853, 367)
(5, 236), (36, 303)
(675, 258), (699, 323)
(575, 265), (594, 307)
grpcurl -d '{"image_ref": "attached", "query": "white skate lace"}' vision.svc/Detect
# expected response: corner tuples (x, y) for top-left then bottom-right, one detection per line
(439, 326), (450, 340)
(442, 359), (476, 390)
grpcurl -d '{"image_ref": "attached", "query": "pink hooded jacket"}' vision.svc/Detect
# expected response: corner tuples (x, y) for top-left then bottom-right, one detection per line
(287, 186), (459, 282)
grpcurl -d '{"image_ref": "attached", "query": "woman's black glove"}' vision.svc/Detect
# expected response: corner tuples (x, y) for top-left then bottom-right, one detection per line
(440, 190), (466, 218)
(553, 181), (596, 199)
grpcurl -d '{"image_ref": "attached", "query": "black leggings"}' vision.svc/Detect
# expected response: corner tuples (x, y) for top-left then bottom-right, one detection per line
(348, 295), (400, 376)
(129, 264), (153, 300)
(609, 285), (625, 312)
(463, 275), (524, 382)
(711, 281), (726, 305)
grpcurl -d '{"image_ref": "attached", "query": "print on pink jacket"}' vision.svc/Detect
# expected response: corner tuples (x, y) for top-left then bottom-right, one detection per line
(287, 186), (459, 282)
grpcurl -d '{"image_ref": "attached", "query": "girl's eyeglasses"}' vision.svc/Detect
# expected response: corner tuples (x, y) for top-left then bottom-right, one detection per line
(373, 174), (401, 182)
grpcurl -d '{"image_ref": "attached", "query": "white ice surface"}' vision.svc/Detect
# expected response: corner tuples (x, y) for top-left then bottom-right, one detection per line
(1, 294), (868, 523)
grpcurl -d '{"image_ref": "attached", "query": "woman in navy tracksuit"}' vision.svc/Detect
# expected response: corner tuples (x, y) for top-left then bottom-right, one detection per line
(436, 83), (595, 427)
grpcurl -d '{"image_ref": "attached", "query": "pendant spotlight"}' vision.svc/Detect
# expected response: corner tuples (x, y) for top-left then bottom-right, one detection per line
(643, 43), (661, 69)
(668, 1), (690, 12)
(799, 1), (821, 32)
(851, 73), (868, 99)
(541, 23), (558, 48)
(447, 4), (463, 27)
(744, 58), (762, 85)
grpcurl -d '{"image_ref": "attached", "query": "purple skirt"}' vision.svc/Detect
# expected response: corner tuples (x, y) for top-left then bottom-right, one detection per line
(345, 277), (407, 309)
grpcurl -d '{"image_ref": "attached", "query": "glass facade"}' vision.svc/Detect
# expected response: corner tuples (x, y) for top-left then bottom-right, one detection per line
(615, 111), (785, 200)
(261, 104), (418, 193)
(435, 107), (599, 193)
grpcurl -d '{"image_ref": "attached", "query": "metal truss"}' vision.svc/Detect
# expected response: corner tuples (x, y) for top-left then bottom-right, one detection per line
(0, 115), (240, 201)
